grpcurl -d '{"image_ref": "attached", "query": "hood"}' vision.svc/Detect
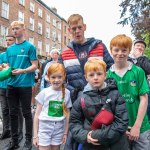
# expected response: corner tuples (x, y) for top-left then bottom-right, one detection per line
(83, 78), (117, 96)
(68, 37), (102, 52)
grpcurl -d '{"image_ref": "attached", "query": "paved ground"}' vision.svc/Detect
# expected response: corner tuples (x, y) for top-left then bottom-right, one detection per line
(0, 106), (64, 150)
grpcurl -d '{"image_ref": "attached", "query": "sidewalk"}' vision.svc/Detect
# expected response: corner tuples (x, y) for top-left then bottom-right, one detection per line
(0, 113), (38, 150)
(0, 108), (64, 150)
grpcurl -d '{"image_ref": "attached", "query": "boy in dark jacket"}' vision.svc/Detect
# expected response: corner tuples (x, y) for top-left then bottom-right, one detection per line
(69, 59), (129, 150)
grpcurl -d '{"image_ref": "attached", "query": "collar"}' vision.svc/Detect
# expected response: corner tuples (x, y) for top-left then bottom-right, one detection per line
(110, 61), (133, 72)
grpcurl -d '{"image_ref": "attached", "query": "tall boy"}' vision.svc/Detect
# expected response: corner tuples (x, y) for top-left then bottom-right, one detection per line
(107, 34), (150, 150)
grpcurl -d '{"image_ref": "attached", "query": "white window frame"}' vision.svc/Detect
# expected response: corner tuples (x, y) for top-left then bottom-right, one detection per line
(46, 27), (50, 39)
(52, 30), (56, 41)
(30, 2), (34, 12)
(46, 14), (50, 23)
(53, 19), (56, 27)
(19, 0), (25, 6)
(46, 44), (50, 53)
(57, 22), (61, 30)
(29, 37), (34, 44)
(1, 1), (9, 19)
(58, 33), (61, 43)
(38, 8), (42, 18)
(29, 17), (34, 31)
(0, 25), (8, 47)
(38, 22), (42, 35)
(18, 11), (24, 22)
(38, 41), (42, 55)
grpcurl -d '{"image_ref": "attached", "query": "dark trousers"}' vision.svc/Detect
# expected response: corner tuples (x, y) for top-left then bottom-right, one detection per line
(7, 86), (32, 143)
(0, 88), (23, 133)
(0, 88), (10, 131)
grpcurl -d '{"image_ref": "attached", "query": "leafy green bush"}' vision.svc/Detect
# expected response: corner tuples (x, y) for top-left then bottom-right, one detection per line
(144, 47), (150, 58)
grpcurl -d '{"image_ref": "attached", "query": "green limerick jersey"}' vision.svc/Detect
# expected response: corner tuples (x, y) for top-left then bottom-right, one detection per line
(107, 64), (150, 133)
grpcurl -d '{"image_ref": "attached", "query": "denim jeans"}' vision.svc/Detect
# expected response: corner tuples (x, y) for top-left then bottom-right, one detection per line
(7, 86), (32, 143)
(0, 88), (10, 131)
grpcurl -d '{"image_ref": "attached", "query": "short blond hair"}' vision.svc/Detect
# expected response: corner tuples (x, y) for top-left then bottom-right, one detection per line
(84, 59), (107, 75)
(67, 14), (84, 26)
(11, 21), (25, 28)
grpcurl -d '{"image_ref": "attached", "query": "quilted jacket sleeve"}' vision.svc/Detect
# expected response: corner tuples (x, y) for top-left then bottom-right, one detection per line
(69, 97), (89, 144)
(137, 56), (150, 75)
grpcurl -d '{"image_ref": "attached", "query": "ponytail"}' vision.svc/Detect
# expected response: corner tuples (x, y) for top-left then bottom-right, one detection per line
(62, 84), (69, 116)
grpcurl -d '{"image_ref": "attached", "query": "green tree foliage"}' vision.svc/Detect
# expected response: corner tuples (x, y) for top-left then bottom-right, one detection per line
(118, 0), (150, 47)
(144, 48), (150, 58)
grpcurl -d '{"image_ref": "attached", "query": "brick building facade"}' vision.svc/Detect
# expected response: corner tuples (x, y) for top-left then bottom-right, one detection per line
(0, 0), (72, 56)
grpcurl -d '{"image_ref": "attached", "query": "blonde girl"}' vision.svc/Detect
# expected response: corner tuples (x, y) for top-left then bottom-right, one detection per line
(33, 63), (72, 150)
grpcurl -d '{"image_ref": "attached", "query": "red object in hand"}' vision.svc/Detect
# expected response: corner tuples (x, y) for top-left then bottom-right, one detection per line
(91, 108), (114, 130)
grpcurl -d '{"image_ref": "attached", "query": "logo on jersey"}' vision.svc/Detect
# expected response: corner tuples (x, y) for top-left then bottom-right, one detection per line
(106, 98), (112, 103)
(79, 51), (87, 60)
(21, 49), (24, 53)
(130, 80), (136, 86)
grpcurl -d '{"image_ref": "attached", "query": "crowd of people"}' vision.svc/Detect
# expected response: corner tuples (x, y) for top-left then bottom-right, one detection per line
(0, 13), (150, 150)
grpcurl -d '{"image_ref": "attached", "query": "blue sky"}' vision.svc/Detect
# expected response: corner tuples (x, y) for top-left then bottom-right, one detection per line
(42, 0), (134, 49)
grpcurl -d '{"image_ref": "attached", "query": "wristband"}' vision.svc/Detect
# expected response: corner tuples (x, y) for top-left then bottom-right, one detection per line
(63, 133), (68, 135)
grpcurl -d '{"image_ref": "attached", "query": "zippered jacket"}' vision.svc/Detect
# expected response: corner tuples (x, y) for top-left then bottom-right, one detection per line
(69, 78), (129, 150)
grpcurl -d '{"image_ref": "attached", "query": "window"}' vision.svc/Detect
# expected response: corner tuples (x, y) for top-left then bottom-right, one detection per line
(29, 37), (34, 44)
(38, 41), (42, 55)
(64, 26), (67, 33)
(57, 22), (61, 30)
(0, 25), (8, 47)
(46, 27), (50, 38)
(38, 8), (42, 18)
(18, 11), (24, 22)
(38, 22), (42, 35)
(52, 30), (56, 41)
(46, 44), (50, 53)
(30, 2), (34, 12)
(53, 19), (56, 27)
(1, 1), (9, 19)
(29, 17), (34, 31)
(0, 26), (8, 36)
(19, 0), (25, 6)
(64, 36), (66, 45)
(46, 14), (50, 23)
(58, 33), (61, 43)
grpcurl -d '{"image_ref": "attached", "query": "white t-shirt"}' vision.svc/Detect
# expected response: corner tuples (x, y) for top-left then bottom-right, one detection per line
(35, 86), (72, 121)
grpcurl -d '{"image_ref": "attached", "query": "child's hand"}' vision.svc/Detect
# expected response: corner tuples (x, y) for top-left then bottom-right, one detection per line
(62, 134), (67, 144)
(128, 125), (140, 141)
(87, 131), (100, 145)
(33, 137), (39, 148)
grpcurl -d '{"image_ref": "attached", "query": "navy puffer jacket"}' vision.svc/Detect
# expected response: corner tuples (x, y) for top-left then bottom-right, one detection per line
(60, 38), (114, 103)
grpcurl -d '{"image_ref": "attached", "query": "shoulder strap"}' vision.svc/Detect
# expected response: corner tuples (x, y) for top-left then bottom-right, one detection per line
(81, 97), (85, 109)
